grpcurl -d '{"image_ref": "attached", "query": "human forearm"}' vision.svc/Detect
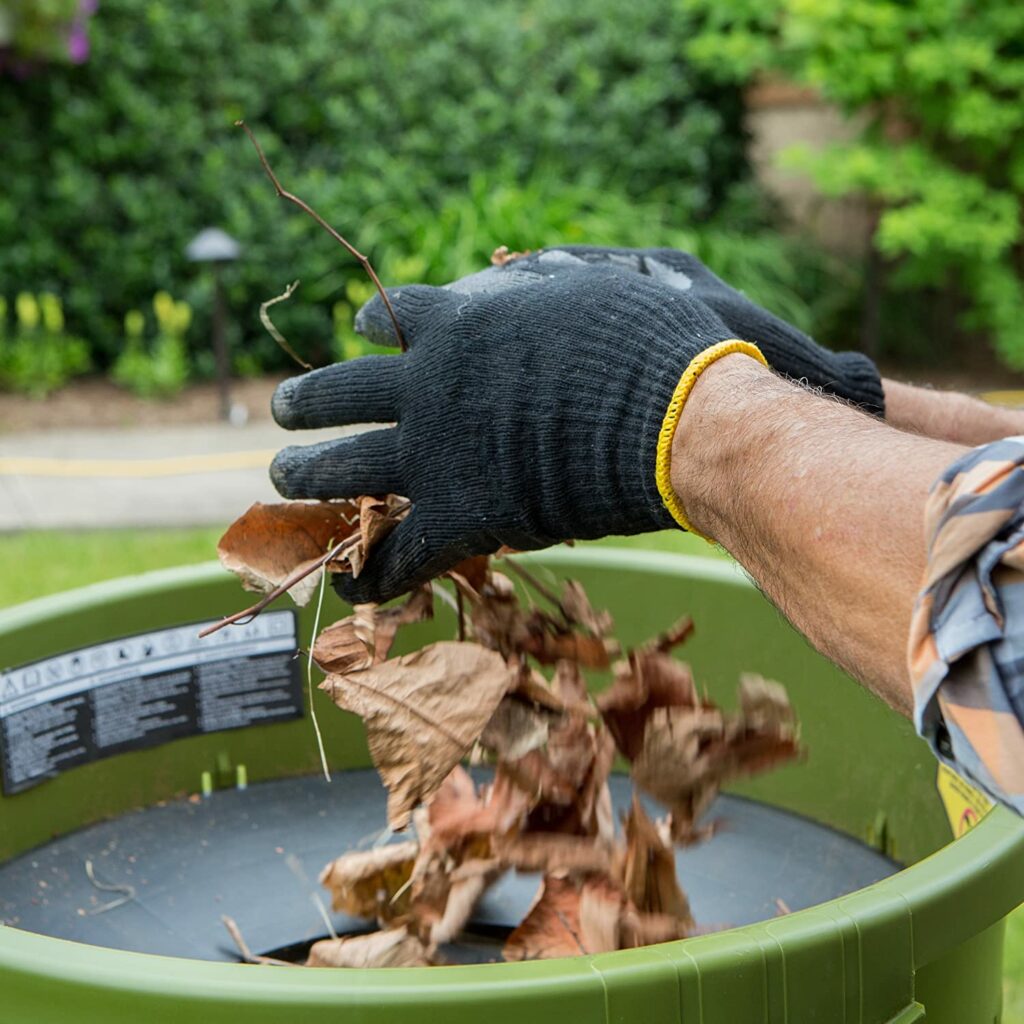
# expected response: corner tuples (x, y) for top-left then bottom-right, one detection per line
(882, 378), (1024, 446)
(674, 357), (965, 716)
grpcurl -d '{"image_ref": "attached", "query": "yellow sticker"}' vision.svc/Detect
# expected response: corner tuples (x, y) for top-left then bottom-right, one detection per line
(937, 763), (993, 837)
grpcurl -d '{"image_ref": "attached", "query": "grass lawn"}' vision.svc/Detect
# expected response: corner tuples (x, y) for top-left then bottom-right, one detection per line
(0, 525), (1020, 1014)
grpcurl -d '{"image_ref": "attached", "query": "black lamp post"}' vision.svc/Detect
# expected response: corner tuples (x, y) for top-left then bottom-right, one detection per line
(186, 228), (241, 422)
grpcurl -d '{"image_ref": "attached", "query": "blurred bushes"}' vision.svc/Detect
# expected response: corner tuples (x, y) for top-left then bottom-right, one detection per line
(685, 0), (1024, 371)
(1, 0), (832, 380)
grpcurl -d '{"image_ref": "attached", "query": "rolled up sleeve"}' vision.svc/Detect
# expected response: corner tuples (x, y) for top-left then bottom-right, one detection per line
(909, 436), (1024, 815)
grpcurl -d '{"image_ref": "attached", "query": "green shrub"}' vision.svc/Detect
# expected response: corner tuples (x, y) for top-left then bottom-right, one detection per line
(684, 0), (1024, 369)
(1, 0), (759, 375)
(0, 292), (90, 397)
(111, 292), (191, 398)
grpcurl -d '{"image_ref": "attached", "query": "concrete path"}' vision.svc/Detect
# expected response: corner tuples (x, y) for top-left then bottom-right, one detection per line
(0, 421), (364, 531)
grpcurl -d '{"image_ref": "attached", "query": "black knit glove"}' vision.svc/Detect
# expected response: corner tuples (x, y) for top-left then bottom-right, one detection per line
(270, 266), (764, 603)
(357, 245), (885, 416)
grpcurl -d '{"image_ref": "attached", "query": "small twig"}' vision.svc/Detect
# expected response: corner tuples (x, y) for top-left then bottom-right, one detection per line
(774, 897), (792, 917)
(260, 280), (312, 370)
(221, 915), (296, 967)
(236, 120), (407, 352)
(199, 499), (412, 639)
(83, 859), (135, 916)
(198, 534), (358, 639)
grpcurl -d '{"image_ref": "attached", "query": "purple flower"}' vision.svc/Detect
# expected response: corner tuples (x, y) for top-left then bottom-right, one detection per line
(67, 24), (89, 64)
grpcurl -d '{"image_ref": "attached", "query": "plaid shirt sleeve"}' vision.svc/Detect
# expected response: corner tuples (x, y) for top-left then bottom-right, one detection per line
(909, 436), (1024, 816)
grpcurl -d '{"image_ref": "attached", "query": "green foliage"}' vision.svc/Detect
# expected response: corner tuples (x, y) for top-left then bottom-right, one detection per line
(0, 291), (90, 397)
(0, 0), (91, 66)
(0, 0), (765, 376)
(111, 292), (191, 398)
(684, 0), (1024, 369)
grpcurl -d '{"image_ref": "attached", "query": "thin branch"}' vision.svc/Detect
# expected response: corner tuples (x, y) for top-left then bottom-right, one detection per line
(198, 498), (412, 638)
(260, 280), (312, 370)
(198, 533), (358, 638)
(236, 120), (407, 352)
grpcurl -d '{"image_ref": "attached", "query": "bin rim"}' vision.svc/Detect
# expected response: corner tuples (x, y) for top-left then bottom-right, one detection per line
(1, 547), (1022, 1000)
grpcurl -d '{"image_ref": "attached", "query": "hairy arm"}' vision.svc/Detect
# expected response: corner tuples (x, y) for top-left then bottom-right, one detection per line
(674, 357), (969, 716)
(882, 378), (1024, 445)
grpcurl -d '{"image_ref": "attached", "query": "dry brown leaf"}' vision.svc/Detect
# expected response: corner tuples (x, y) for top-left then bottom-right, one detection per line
(631, 677), (801, 842)
(346, 495), (404, 579)
(321, 642), (514, 830)
(491, 245), (532, 267)
(429, 864), (502, 945)
(622, 796), (694, 931)
(306, 926), (431, 968)
(503, 875), (585, 961)
(447, 555), (491, 594)
(217, 500), (361, 606)
(509, 665), (572, 714)
(480, 697), (554, 760)
(313, 604), (379, 674)
(313, 586), (434, 674)
(560, 580), (614, 637)
(632, 705), (726, 841)
(319, 840), (419, 923)
(551, 660), (592, 710)
(493, 832), (615, 875)
(520, 620), (616, 669)
(422, 767), (530, 855)
(644, 615), (695, 654)
(620, 908), (689, 948)
(598, 650), (700, 760)
(578, 875), (624, 954)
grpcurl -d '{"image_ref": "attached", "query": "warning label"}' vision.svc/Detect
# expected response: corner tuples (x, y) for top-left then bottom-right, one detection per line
(936, 762), (993, 838)
(0, 611), (301, 795)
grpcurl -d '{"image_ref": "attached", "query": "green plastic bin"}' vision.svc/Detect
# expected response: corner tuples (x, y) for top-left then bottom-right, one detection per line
(0, 547), (1021, 1023)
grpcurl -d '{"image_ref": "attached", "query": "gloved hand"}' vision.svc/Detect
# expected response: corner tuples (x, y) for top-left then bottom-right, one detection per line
(356, 245), (885, 417)
(270, 264), (765, 604)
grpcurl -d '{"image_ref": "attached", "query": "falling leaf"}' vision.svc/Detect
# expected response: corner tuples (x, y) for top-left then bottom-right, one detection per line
(559, 580), (614, 637)
(631, 705), (727, 841)
(643, 615), (695, 655)
(503, 875), (586, 961)
(306, 926), (431, 968)
(519, 619), (616, 668)
(321, 642), (514, 829)
(578, 875), (624, 954)
(631, 677), (801, 842)
(313, 586), (434, 674)
(493, 832), (616, 875)
(622, 796), (693, 932)
(429, 864), (502, 945)
(480, 696), (554, 760)
(319, 841), (419, 923)
(217, 500), (361, 606)
(509, 664), (574, 714)
(598, 650), (700, 760)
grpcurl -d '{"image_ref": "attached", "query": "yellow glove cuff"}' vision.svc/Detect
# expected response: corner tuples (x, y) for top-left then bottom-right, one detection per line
(655, 339), (769, 540)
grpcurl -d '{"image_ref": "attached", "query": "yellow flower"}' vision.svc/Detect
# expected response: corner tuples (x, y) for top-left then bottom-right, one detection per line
(15, 293), (39, 331)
